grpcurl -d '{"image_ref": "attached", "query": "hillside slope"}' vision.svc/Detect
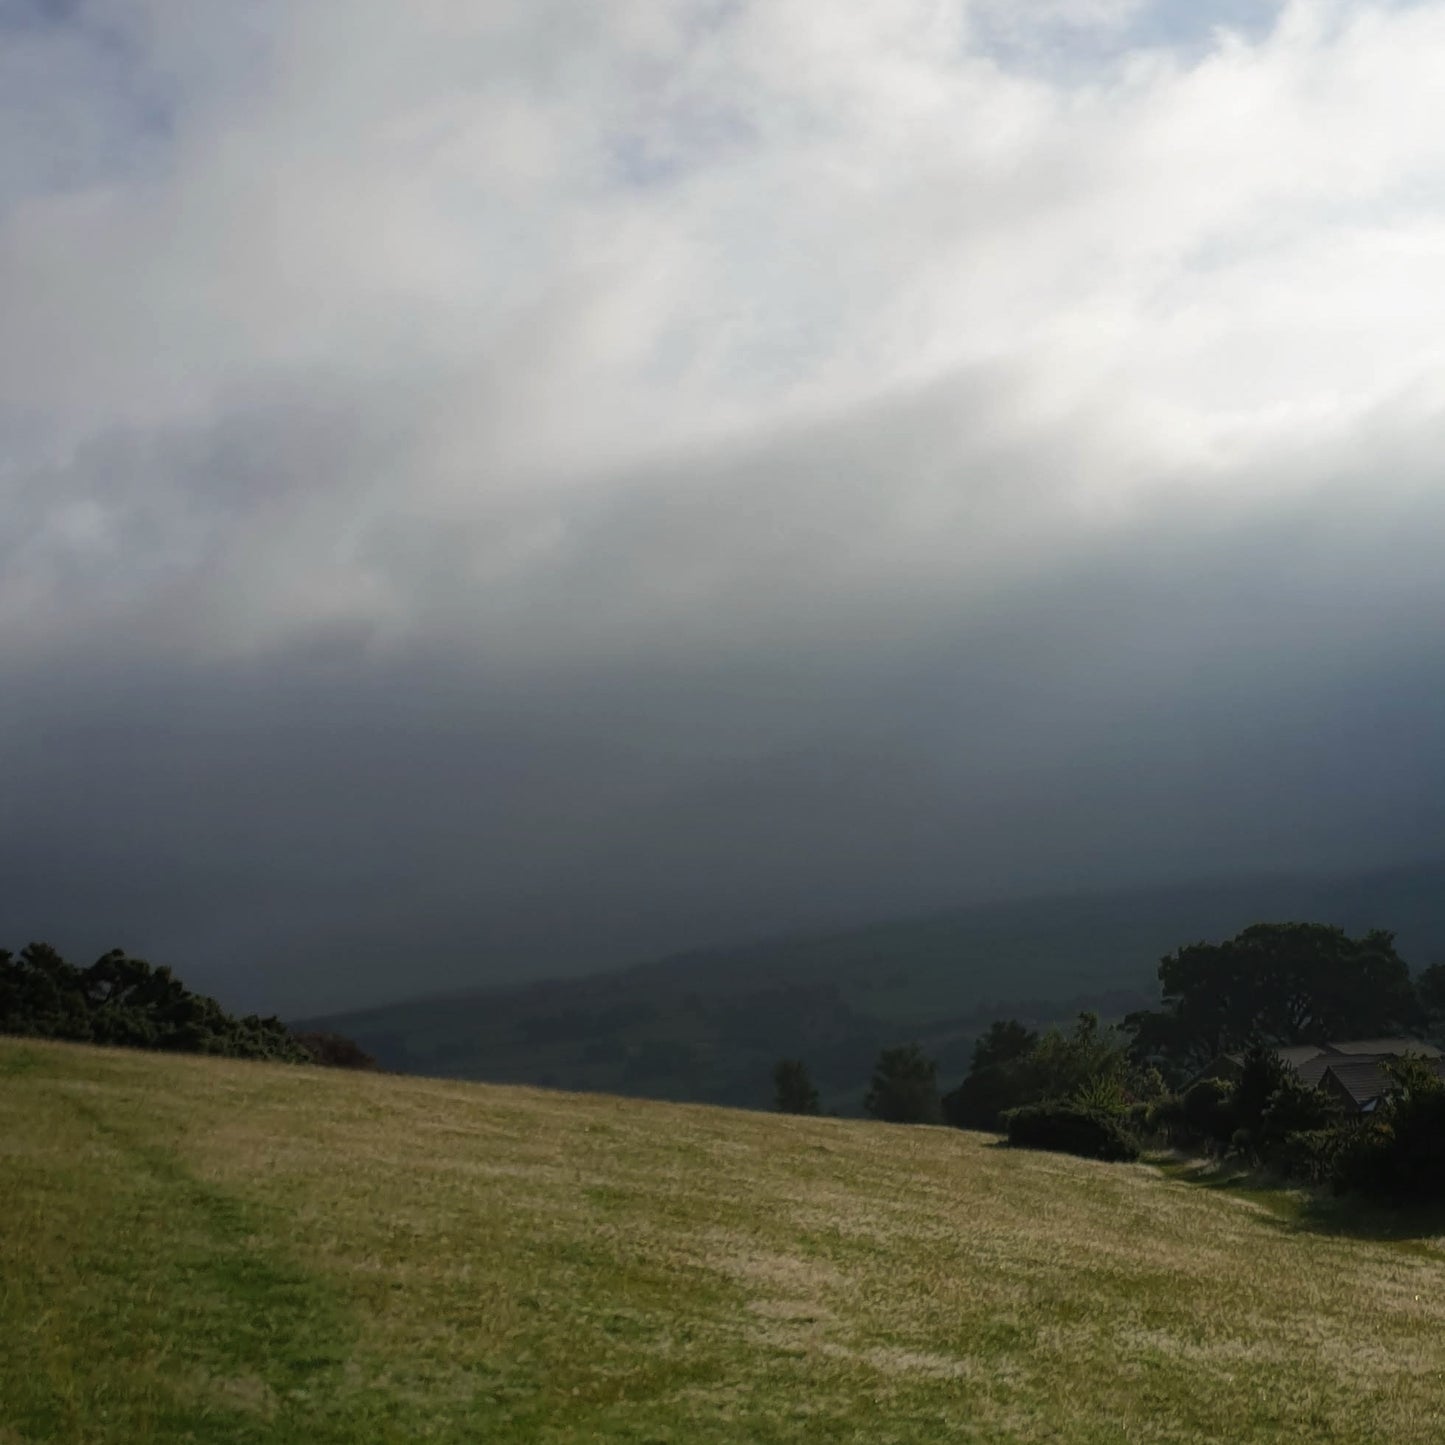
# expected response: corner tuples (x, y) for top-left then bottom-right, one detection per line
(300, 861), (1445, 1109)
(4, 1038), (1445, 1443)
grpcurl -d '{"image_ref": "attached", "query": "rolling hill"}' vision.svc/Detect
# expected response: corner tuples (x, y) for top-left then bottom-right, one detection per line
(298, 861), (1445, 1110)
(4, 1038), (1445, 1443)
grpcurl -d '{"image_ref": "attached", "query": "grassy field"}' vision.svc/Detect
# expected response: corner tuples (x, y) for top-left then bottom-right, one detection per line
(4, 1040), (1445, 1444)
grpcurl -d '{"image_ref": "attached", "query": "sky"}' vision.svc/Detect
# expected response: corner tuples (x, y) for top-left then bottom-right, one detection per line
(2, 0), (1444, 1015)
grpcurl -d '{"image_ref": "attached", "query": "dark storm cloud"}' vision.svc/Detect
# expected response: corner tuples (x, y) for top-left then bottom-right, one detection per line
(4, 2), (1445, 1011)
(4, 379), (1442, 1013)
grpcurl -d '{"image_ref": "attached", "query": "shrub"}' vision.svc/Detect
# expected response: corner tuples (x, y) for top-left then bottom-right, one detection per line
(1273, 1127), (1348, 1186)
(1178, 1077), (1236, 1148)
(292, 1031), (379, 1070)
(1331, 1056), (1445, 1201)
(1233, 1038), (1292, 1135)
(1003, 1101), (1141, 1162)
(0, 943), (311, 1063)
(1258, 1071), (1340, 1148)
(1071, 1072), (1129, 1116)
(943, 1013), (1132, 1133)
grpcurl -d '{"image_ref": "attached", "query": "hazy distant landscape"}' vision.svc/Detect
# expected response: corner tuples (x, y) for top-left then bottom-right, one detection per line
(298, 862), (1445, 1110)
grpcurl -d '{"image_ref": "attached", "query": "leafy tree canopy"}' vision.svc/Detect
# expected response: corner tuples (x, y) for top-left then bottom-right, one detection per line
(1416, 962), (1445, 1041)
(863, 1044), (941, 1125)
(0, 942), (310, 1063)
(1125, 923), (1419, 1076)
(943, 1013), (1138, 1131)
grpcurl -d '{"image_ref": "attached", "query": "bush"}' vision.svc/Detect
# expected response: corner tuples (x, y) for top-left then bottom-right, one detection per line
(1331, 1057), (1445, 1201)
(1126, 1099), (1155, 1136)
(292, 1031), (378, 1070)
(1003, 1101), (1141, 1162)
(0, 943), (311, 1063)
(1178, 1077), (1237, 1148)
(1273, 1128), (1348, 1186)
(1233, 1038), (1292, 1134)
(1258, 1071), (1340, 1149)
(943, 1013), (1133, 1133)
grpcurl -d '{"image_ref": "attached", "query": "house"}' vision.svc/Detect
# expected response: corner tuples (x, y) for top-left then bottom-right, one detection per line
(1317, 1054), (1445, 1115)
(1197, 1039), (1444, 1114)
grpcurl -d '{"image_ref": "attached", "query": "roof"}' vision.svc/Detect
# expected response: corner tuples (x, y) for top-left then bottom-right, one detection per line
(1326, 1038), (1442, 1059)
(1319, 1056), (1445, 1112)
(1196, 1038), (1441, 1089)
(1294, 1054), (1338, 1089)
(1276, 1044), (1330, 1070)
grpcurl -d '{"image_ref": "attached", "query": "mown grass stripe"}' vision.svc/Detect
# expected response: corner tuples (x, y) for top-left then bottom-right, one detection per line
(4, 1039), (1445, 1443)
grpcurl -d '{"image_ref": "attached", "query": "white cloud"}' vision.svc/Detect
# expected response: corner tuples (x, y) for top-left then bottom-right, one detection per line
(4, 0), (1445, 660)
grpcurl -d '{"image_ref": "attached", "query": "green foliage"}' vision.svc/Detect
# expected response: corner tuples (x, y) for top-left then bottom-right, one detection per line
(940, 1019), (1038, 1129)
(863, 1044), (942, 1124)
(1417, 962), (1445, 1041)
(0, 942), (309, 1063)
(1030, 1012), (1129, 1101)
(772, 1058), (822, 1115)
(1157, 1040), (1443, 1199)
(1127, 923), (1419, 1075)
(1270, 1127), (1348, 1186)
(1177, 1077), (1237, 1148)
(1003, 1101), (1141, 1162)
(1256, 1070), (1339, 1149)
(1071, 1072), (1129, 1117)
(292, 1031), (379, 1070)
(943, 1013), (1132, 1132)
(1332, 1055), (1445, 1202)
(1232, 1038), (1293, 1134)
(971, 1018), (1040, 1072)
(1186, 1039), (1342, 1166)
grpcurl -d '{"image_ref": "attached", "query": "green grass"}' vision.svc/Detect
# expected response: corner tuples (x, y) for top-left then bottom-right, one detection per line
(4, 1039), (1445, 1443)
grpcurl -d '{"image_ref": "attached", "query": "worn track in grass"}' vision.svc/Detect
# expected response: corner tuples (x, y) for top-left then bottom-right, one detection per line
(3, 1038), (1443, 1443)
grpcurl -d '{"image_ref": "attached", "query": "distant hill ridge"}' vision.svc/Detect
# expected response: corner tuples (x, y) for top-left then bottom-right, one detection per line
(298, 860), (1445, 1112)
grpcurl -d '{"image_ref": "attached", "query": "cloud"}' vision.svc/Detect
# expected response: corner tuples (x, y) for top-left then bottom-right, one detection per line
(2, 1), (1444, 1010)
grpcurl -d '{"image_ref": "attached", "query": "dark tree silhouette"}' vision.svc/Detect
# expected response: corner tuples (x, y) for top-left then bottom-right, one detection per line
(1126, 923), (1419, 1075)
(772, 1058), (821, 1115)
(863, 1044), (941, 1124)
(0, 942), (309, 1062)
(1416, 962), (1445, 1041)
(942, 1019), (1039, 1130)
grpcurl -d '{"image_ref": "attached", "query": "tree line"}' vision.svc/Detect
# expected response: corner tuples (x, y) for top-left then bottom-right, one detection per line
(775, 922), (1445, 1202)
(0, 942), (375, 1068)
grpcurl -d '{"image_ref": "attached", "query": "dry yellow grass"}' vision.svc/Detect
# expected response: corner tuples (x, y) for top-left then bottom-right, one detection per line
(3, 1037), (1445, 1442)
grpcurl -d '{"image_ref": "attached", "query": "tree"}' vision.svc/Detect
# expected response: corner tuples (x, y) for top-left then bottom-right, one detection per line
(0, 942), (310, 1062)
(1416, 962), (1445, 1041)
(1126, 923), (1419, 1076)
(941, 1020), (1038, 1130)
(973, 1019), (1039, 1073)
(1029, 1012), (1129, 1102)
(863, 1044), (941, 1124)
(944, 1013), (1133, 1131)
(772, 1058), (821, 1115)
